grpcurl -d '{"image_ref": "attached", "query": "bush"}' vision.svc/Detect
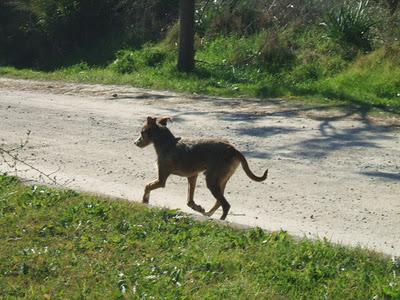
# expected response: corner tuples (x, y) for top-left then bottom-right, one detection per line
(197, 31), (296, 75)
(196, 0), (337, 38)
(325, 0), (375, 51)
(110, 46), (171, 73)
(110, 50), (137, 74)
(0, 0), (179, 69)
(141, 48), (168, 67)
(257, 30), (296, 73)
(198, 0), (266, 36)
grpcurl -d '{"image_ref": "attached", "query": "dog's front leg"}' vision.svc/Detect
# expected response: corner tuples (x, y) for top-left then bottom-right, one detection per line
(142, 170), (169, 204)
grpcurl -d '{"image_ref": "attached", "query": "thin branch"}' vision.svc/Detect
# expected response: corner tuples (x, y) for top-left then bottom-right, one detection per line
(0, 131), (73, 187)
(1, 147), (58, 185)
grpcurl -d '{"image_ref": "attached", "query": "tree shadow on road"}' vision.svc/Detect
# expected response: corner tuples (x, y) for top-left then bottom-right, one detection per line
(287, 105), (397, 159)
(160, 98), (399, 166)
(360, 171), (400, 181)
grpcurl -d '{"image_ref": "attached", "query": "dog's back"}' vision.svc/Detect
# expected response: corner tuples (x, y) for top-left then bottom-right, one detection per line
(166, 139), (238, 177)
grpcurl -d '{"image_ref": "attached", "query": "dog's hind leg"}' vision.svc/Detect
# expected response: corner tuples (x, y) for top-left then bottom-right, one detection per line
(204, 178), (229, 217)
(204, 161), (239, 220)
(205, 174), (231, 220)
(187, 175), (206, 214)
(206, 183), (230, 220)
(204, 201), (221, 218)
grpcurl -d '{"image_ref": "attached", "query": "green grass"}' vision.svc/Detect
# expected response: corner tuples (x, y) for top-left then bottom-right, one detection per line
(1, 174), (400, 299)
(1, 34), (400, 115)
(295, 45), (400, 111)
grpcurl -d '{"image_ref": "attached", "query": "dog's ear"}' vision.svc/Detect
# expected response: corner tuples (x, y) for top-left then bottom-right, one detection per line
(158, 116), (172, 126)
(147, 116), (157, 126)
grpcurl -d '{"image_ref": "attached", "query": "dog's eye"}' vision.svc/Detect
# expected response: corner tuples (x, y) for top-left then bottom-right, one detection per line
(142, 130), (151, 138)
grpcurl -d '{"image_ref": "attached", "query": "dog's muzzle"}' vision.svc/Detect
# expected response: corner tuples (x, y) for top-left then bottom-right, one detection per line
(134, 136), (145, 148)
(134, 137), (141, 146)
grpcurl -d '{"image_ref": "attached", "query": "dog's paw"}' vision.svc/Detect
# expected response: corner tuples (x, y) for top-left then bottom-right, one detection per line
(142, 195), (149, 204)
(197, 206), (206, 214)
(188, 202), (205, 214)
(203, 211), (213, 217)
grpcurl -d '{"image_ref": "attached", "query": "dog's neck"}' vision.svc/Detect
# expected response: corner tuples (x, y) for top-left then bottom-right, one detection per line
(152, 127), (181, 158)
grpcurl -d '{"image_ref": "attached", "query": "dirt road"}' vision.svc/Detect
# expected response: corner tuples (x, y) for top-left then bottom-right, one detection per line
(1, 78), (399, 255)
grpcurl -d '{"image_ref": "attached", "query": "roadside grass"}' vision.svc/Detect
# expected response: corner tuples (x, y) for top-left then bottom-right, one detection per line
(1, 174), (400, 299)
(1, 34), (399, 115)
(295, 44), (400, 113)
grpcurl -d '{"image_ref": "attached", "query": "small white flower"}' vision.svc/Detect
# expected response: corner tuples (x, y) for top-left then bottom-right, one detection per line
(121, 285), (126, 294)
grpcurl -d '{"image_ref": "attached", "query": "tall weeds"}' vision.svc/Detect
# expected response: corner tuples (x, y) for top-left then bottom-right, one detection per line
(325, 0), (375, 51)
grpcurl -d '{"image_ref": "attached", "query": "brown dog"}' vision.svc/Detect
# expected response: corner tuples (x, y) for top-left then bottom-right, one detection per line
(134, 116), (268, 220)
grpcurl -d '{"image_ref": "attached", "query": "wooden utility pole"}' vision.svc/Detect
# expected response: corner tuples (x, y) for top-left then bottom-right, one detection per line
(177, 0), (195, 72)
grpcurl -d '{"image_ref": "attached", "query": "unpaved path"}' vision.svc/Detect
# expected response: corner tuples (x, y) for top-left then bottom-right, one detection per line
(1, 78), (399, 255)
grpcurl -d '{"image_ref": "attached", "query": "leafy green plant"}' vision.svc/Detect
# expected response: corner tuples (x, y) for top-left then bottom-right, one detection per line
(109, 46), (171, 74)
(110, 50), (137, 74)
(257, 30), (296, 73)
(325, 0), (375, 51)
(141, 48), (168, 67)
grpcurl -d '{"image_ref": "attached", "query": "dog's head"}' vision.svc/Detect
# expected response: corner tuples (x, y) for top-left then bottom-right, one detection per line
(134, 116), (174, 148)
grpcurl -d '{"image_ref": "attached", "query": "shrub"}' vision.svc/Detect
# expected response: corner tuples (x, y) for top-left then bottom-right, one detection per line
(110, 50), (137, 74)
(197, 0), (336, 37)
(67, 62), (91, 72)
(199, 0), (265, 36)
(141, 48), (168, 67)
(257, 30), (296, 73)
(325, 0), (375, 51)
(0, 0), (180, 68)
(110, 46), (171, 73)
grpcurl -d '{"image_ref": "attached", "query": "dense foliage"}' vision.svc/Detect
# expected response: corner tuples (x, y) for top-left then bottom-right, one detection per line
(1, 0), (399, 111)
(0, 0), (179, 68)
(1, 0), (399, 69)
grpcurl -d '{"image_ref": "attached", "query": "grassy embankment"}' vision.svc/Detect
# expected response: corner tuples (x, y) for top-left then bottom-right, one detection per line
(1, 30), (400, 115)
(1, 174), (399, 299)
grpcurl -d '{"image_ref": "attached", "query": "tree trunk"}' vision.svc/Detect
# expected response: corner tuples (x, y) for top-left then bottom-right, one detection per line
(177, 0), (195, 72)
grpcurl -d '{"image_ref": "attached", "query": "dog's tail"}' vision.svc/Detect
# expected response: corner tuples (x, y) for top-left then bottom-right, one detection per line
(235, 150), (268, 182)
